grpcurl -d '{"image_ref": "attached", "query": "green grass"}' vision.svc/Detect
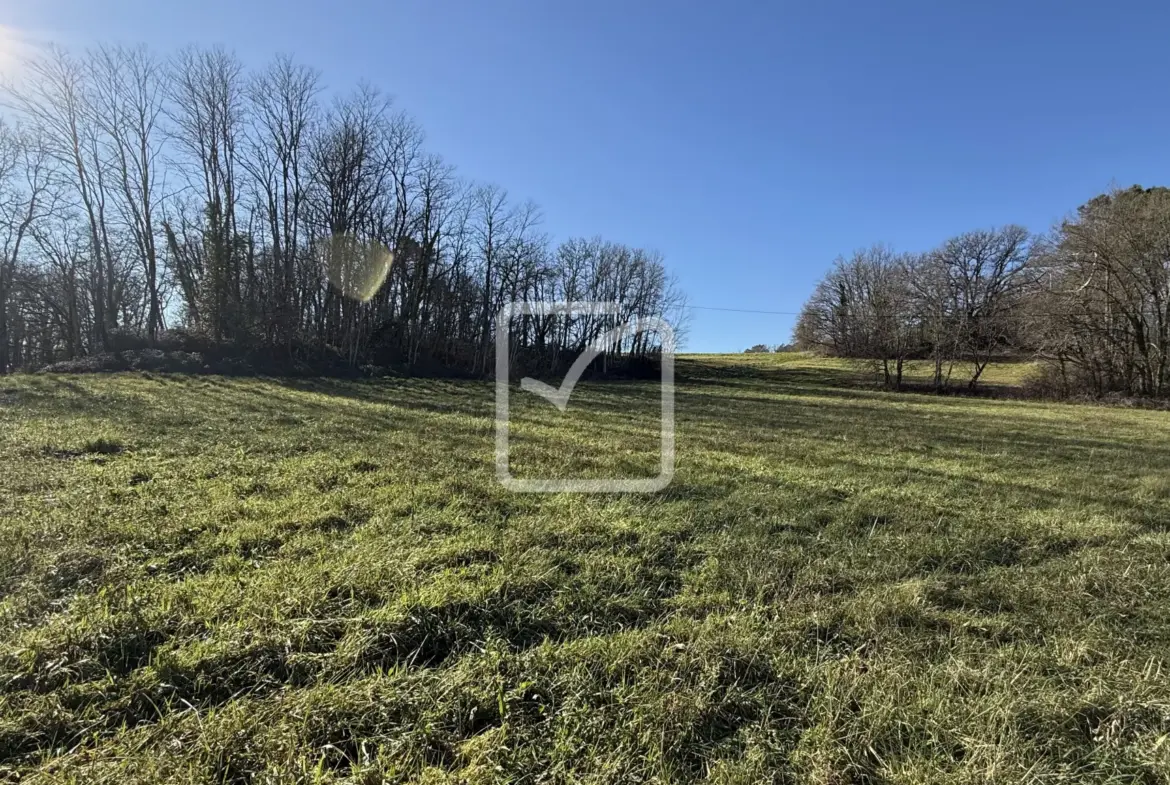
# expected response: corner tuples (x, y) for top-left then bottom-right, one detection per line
(693, 352), (1041, 388)
(1, 357), (1169, 783)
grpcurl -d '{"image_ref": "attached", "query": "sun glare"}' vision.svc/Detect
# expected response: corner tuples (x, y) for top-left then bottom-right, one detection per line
(321, 234), (395, 303)
(0, 23), (35, 78)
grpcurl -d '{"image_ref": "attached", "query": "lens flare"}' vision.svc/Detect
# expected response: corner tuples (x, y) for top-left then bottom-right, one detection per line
(321, 234), (393, 303)
(0, 24), (36, 77)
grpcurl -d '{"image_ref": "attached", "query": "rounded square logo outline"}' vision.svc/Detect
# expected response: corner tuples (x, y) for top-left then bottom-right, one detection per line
(495, 301), (675, 493)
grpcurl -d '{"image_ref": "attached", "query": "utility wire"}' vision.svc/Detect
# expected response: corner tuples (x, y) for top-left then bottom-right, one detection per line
(682, 305), (802, 316)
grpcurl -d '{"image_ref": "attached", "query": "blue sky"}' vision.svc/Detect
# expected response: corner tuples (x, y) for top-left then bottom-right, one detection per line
(2, 0), (1168, 351)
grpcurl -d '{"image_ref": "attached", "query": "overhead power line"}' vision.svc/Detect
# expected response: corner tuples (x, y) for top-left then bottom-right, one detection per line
(682, 305), (802, 316)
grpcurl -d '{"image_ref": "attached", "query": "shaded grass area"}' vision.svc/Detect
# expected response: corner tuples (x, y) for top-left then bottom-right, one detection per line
(1, 356), (1168, 783)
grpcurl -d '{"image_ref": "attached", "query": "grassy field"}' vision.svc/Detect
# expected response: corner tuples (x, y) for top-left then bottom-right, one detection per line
(2, 354), (1169, 783)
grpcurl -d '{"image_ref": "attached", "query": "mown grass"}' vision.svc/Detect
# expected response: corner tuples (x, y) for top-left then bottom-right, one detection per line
(0, 356), (1168, 784)
(691, 353), (1040, 389)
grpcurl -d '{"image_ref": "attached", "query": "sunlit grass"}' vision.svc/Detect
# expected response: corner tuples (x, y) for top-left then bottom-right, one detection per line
(688, 351), (1040, 387)
(0, 358), (1167, 783)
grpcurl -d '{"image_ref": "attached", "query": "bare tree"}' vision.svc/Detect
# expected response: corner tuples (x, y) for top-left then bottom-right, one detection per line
(89, 45), (167, 340)
(6, 46), (119, 349)
(470, 183), (514, 372)
(1034, 187), (1170, 397)
(241, 54), (319, 341)
(795, 246), (918, 387)
(906, 251), (957, 390)
(0, 121), (54, 371)
(168, 45), (246, 341)
(0, 40), (682, 376)
(929, 226), (1032, 389)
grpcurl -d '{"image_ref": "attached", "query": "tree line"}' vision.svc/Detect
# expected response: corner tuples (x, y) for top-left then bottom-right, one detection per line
(744, 344), (795, 354)
(794, 186), (1170, 398)
(0, 45), (685, 377)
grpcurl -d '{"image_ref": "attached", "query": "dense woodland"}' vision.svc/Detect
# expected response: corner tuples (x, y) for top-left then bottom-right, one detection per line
(795, 186), (1170, 398)
(0, 45), (685, 377)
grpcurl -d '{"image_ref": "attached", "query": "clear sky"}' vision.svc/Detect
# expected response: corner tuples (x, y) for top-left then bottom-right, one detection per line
(2, 0), (1169, 351)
